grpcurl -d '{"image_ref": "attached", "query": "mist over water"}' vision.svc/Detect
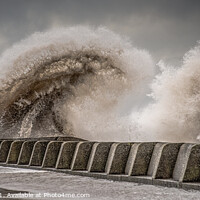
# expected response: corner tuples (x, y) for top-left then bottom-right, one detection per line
(0, 26), (199, 142)
(139, 44), (200, 142)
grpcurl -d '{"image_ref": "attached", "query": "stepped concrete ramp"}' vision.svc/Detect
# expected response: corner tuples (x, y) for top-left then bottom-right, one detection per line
(0, 137), (200, 190)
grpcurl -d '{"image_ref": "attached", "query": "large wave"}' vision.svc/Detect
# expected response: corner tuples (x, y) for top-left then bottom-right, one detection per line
(0, 26), (200, 142)
(0, 26), (154, 141)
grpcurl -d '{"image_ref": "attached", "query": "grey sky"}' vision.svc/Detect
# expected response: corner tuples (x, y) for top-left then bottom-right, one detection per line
(0, 0), (200, 65)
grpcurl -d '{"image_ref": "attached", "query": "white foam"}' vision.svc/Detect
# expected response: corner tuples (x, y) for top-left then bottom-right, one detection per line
(1, 26), (200, 142)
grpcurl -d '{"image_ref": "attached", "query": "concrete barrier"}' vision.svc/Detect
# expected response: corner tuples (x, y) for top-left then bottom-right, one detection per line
(42, 141), (62, 168)
(148, 143), (182, 179)
(29, 141), (49, 166)
(71, 142), (94, 170)
(173, 144), (200, 182)
(0, 137), (200, 191)
(106, 143), (131, 174)
(87, 142), (112, 172)
(0, 140), (13, 162)
(56, 142), (78, 169)
(18, 141), (37, 165)
(125, 143), (155, 176)
(7, 141), (24, 164)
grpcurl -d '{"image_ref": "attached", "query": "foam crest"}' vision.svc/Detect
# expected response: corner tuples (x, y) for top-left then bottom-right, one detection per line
(0, 26), (154, 140)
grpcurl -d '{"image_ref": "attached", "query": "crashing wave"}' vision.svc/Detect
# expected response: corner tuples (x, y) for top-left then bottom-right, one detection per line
(0, 26), (154, 140)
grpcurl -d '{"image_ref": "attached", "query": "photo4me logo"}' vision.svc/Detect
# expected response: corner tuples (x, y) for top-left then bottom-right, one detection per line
(1, 192), (90, 199)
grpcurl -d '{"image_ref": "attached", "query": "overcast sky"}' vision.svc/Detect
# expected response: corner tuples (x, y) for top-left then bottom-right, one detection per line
(0, 0), (200, 65)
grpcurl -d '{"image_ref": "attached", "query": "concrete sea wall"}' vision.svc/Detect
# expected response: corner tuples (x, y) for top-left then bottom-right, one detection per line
(0, 137), (200, 190)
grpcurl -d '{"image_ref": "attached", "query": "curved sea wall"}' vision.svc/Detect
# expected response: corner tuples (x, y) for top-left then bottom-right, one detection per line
(0, 137), (200, 190)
